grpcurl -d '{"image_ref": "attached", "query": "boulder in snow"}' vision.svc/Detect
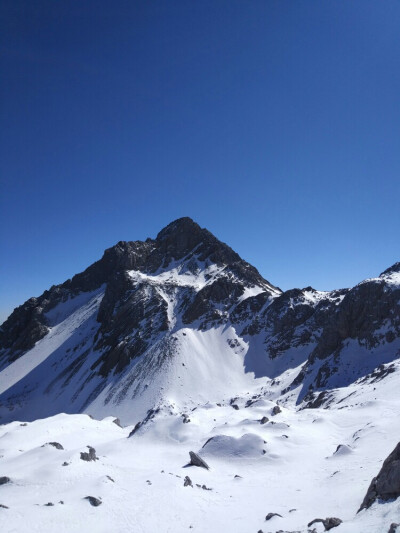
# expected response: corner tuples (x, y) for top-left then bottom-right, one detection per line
(307, 517), (342, 530)
(189, 451), (209, 470)
(265, 512), (282, 520)
(183, 476), (193, 487)
(80, 446), (98, 462)
(84, 496), (102, 507)
(112, 418), (122, 427)
(44, 442), (64, 450)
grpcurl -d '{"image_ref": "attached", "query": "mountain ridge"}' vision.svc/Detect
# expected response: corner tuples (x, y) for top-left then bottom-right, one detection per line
(0, 217), (399, 427)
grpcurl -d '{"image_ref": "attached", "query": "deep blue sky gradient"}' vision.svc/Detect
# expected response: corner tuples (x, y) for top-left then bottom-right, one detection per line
(1, 0), (400, 323)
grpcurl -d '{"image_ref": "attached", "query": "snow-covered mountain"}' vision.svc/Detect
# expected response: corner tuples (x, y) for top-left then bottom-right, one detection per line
(1, 217), (398, 424)
(0, 217), (399, 532)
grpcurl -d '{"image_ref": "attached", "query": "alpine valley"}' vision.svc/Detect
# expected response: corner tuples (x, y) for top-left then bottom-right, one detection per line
(0, 217), (399, 533)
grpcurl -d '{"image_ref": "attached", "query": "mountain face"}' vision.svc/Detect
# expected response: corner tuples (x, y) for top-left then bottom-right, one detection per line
(0, 218), (399, 425)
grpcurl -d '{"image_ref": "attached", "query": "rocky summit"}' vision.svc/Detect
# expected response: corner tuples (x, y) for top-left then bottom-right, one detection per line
(0, 218), (399, 532)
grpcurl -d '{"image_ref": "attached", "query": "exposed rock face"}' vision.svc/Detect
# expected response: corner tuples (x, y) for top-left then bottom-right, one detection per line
(128, 409), (160, 438)
(80, 446), (98, 462)
(292, 265), (400, 399)
(0, 477), (10, 485)
(189, 451), (210, 470)
(314, 280), (399, 356)
(93, 270), (170, 376)
(236, 287), (346, 359)
(359, 442), (400, 511)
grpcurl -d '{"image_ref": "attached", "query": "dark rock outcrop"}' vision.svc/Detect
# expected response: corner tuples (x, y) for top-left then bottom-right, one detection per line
(307, 517), (342, 530)
(0, 477), (10, 485)
(80, 446), (98, 462)
(265, 512), (282, 520)
(189, 451), (210, 470)
(359, 442), (400, 511)
(238, 287), (346, 361)
(183, 476), (193, 487)
(84, 496), (102, 507)
(44, 442), (64, 450)
(128, 408), (160, 438)
(293, 265), (400, 395)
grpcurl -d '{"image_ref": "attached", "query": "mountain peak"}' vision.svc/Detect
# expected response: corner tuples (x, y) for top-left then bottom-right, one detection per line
(156, 217), (201, 241)
(381, 261), (400, 277)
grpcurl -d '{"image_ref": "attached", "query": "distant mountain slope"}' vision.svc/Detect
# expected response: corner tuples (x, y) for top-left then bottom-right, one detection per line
(0, 218), (399, 424)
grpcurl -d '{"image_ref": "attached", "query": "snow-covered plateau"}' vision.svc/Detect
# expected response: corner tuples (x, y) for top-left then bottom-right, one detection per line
(0, 218), (399, 532)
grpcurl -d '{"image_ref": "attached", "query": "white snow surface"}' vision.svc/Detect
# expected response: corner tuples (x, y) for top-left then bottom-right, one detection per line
(360, 268), (400, 288)
(128, 261), (224, 291)
(0, 361), (399, 532)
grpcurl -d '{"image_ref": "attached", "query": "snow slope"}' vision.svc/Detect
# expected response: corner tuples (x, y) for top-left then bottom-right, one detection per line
(0, 360), (399, 533)
(0, 288), (104, 396)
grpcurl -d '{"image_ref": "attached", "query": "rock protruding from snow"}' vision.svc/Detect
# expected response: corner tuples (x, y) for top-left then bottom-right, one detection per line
(333, 444), (353, 456)
(80, 446), (98, 462)
(359, 441), (400, 511)
(84, 496), (102, 507)
(0, 477), (11, 485)
(183, 476), (193, 487)
(307, 517), (343, 530)
(189, 451), (209, 470)
(265, 512), (282, 520)
(44, 442), (64, 450)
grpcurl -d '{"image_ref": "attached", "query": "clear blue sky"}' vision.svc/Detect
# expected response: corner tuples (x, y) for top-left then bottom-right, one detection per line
(1, 0), (399, 324)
